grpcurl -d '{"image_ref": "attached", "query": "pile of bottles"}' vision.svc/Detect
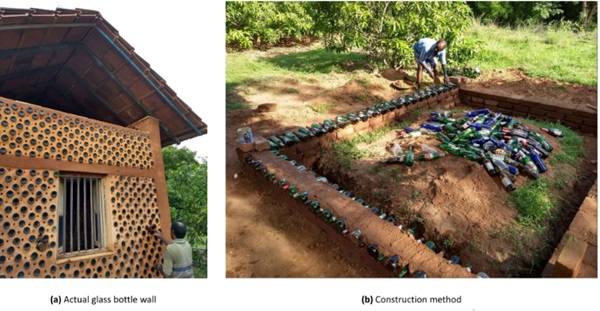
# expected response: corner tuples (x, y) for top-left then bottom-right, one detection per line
(243, 152), (489, 278)
(380, 141), (447, 166)
(447, 66), (482, 79)
(419, 108), (561, 192)
(267, 84), (459, 149)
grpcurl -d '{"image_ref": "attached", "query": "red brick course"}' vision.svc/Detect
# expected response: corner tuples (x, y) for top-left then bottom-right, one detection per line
(243, 151), (475, 278)
(459, 85), (597, 132)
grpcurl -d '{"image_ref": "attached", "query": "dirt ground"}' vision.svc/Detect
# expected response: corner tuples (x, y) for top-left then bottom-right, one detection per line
(317, 111), (595, 277)
(225, 47), (597, 278)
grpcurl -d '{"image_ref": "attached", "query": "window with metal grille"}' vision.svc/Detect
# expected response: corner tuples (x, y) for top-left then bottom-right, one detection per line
(58, 175), (106, 256)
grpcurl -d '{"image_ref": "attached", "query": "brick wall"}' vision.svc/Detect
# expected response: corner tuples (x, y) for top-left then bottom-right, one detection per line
(459, 87), (597, 133)
(277, 88), (460, 170)
(235, 87), (473, 278)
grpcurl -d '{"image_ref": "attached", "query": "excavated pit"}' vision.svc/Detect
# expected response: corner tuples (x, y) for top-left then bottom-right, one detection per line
(238, 86), (597, 277)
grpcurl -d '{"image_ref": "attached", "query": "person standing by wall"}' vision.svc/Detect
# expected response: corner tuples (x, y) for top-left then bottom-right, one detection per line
(153, 221), (194, 278)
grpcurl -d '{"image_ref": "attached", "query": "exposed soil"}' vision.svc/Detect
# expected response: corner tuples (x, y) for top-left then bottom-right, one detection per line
(316, 109), (596, 277)
(226, 49), (597, 277)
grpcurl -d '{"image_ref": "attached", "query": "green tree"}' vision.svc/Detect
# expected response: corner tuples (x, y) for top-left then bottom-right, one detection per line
(226, 1), (314, 50)
(162, 145), (198, 173)
(310, 1), (476, 69)
(468, 1), (596, 30)
(162, 146), (208, 277)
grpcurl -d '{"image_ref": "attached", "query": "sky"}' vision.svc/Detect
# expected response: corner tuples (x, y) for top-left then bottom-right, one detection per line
(1, 0), (222, 160)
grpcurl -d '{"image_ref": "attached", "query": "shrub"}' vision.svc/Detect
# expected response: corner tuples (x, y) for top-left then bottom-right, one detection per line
(226, 2), (314, 50)
(310, 1), (477, 69)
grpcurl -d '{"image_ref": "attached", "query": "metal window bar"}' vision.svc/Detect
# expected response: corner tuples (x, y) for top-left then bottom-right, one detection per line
(59, 176), (104, 256)
(76, 177), (80, 252)
(58, 179), (65, 254)
(83, 178), (87, 251)
(91, 178), (96, 248)
(69, 178), (73, 253)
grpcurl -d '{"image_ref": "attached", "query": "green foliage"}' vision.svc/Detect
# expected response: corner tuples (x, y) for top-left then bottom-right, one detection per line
(389, 167), (404, 182)
(226, 46), (367, 111)
(331, 139), (369, 169)
(267, 48), (367, 74)
(331, 121), (410, 168)
(521, 118), (585, 165)
(443, 237), (453, 249)
(162, 146), (208, 277)
(226, 2), (314, 50)
(510, 179), (555, 222)
(469, 1), (597, 30)
(162, 146), (198, 173)
(310, 102), (337, 114)
(470, 2), (562, 26)
(312, 1), (476, 68)
(277, 87), (300, 94)
(467, 22), (597, 86)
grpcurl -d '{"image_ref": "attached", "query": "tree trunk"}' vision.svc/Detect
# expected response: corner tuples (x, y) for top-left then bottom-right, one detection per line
(582, 1), (598, 28)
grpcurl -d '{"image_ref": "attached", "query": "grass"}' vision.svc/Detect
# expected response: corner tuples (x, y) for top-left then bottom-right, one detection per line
(389, 167), (405, 182)
(226, 100), (250, 111)
(509, 178), (555, 222)
(226, 46), (367, 111)
(310, 102), (337, 114)
(226, 23), (596, 112)
(467, 21), (597, 86)
(521, 118), (585, 165)
(370, 163), (383, 174)
(412, 190), (421, 198)
(553, 170), (577, 190)
(278, 87), (300, 94)
(354, 94), (367, 101)
(331, 114), (427, 169)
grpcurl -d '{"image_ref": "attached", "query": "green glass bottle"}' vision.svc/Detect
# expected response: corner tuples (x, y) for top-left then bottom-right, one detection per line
(293, 191), (308, 201)
(335, 219), (348, 234)
(416, 152), (440, 161)
(463, 151), (482, 163)
(278, 178), (286, 188)
(367, 244), (379, 258)
(540, 127), (564, 137)
(295, 131), (310, 141)
(438, 143), (461, 156)
(298, 127), (314, 137)
(482, 152), (497, 176)
(436, 132), (451, 143)
(288, 185), (297, 196)
(309, 201), (320, 212)
(465, 145), (484, 155)
(529, 131), (554, 151)
(405, 146), (414, 167)
(398, 264), (410, 278)
(323, 119), (338, 130)
(284, 131), (301, 143)
(499, 172), (516, 191)
(279, 135), (294, 146)
(424, 241), (436, 251)
(321, 209), (333, 222)
(443, 123), (458, 133)
(387, 255), (400, 271)
(268, 136), (285, 147)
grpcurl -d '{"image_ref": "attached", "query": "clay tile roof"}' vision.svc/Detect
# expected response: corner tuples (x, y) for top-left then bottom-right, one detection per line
(0, 7), (207, 146)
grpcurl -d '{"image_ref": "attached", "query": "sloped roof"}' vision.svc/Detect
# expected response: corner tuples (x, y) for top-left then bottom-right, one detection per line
(0, 7), (207, 146)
